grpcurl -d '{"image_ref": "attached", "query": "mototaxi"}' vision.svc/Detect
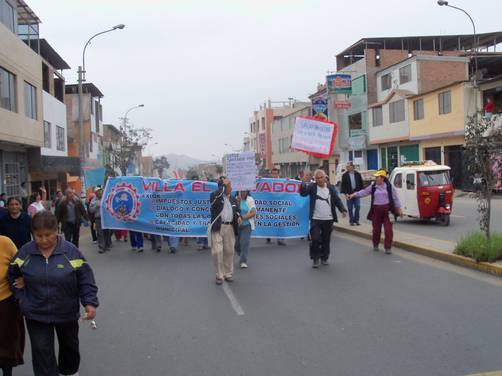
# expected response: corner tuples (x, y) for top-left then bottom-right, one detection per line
(389, 162), (454, 226)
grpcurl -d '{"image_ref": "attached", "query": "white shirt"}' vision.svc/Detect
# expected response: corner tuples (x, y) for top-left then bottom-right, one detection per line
(221, 195), (233, 222)
(313, 185), (333, 220)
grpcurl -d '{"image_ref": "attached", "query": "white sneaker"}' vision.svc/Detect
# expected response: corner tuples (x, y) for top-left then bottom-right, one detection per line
(240, 262), (248, 269)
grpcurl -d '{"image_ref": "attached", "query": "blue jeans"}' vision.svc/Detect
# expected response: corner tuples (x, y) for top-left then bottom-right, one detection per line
(129, 231), (144, 249)
(347, 197), (361, 224)
(197, 237), (208, 247)
(235, 224), (252, 263)
(164, 236), (179, 250)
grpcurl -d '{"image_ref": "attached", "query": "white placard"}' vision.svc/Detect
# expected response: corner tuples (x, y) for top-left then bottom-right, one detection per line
(225, 152), (257, 191)
(291, 117), (335, 157)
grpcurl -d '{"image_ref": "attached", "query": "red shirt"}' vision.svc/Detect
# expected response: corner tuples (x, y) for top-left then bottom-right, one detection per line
(485, 102), (494, 113)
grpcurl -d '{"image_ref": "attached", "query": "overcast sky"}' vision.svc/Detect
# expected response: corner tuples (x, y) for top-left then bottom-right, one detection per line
(29, 0), (502, 160)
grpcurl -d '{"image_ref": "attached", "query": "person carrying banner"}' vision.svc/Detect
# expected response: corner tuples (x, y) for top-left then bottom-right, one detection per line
(209, 177), (240, 285)
(348, 169), (402, 254)
(300, 169), (347, 268)
(89, 187), (112, 253)
(235, 190), (256, 269)
(340, 162), (364, 226)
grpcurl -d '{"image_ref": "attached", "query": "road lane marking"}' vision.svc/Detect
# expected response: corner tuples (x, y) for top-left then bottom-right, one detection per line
(465, 371), (502, 376)
(222, 283), (245, 316)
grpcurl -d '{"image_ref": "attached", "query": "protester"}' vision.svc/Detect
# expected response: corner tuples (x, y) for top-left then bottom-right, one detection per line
(196, 237), (209, 251)
(165, 236), (179, 254)
(56, 189), (88, 247)
(0, 193), (6, 208)
(348, 169), (403, 254)
(340, 162), (364, 226)
(8, 211), (98, 376)
(0, 235), (24, 376)
(300, 169), (347, 268)
(89, 187), (112, 253)
(150, 234), (162, 252)
(235, 190), (256, 269)
(52, 191), (63, 212)
(0, 197), (32, 250)
(27, 187), (47, 217)
(129, 231), (144, 253)
(86, 192), (98, 243)
(209, 177), (240, 285)
(19, 183), (28, 212)
(266, 167), (286, 246)
(114, 229), (128, 242)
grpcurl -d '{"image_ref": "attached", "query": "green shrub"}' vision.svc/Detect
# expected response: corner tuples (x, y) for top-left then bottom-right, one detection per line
(454, 232), (502, 263)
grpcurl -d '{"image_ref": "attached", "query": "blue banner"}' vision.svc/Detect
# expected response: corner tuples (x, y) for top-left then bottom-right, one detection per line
(84, 167), (105, 188)
(101, 177), (309, 238)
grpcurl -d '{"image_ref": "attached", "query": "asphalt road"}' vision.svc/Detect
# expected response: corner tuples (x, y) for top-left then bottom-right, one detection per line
(13, 231), (502, 376)
(353, 195), (502, 242)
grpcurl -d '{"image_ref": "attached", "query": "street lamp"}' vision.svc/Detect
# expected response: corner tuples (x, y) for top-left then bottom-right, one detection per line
(437, 1), (478, 86)
(123, 104), (145, 126)
(77, 24), (125, 184)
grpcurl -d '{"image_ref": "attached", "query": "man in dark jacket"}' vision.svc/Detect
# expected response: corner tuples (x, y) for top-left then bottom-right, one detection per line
(340, 162), (364, 226)
(55, 189), (88, 247)
(209, 177), (240, 285)
(300, 169), (347, 268)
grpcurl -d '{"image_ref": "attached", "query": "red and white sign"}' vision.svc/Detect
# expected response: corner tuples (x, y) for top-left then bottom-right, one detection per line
(334, 100), (351, 109)
(291, 116), (338, 159)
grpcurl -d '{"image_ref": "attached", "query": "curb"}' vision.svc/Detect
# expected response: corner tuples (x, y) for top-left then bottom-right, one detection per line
(334, 225), (502, 278)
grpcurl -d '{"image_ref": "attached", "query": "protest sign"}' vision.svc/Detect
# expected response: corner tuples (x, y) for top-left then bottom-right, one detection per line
(101, 177), (309, 238)
(225, 152), (257, 191)
(291, 116), (338, 158)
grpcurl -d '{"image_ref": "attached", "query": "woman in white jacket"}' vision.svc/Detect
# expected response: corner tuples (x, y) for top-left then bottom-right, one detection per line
(235, 191), (256, 269)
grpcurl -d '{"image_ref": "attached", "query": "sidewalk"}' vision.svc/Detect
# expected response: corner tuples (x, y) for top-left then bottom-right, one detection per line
(334, 222), (502, 277)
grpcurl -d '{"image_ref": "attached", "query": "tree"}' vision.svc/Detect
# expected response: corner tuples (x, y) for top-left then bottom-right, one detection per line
(110, 118), (152, 176)
(153, 156), (170, 178)
(464, 112), (502, 238)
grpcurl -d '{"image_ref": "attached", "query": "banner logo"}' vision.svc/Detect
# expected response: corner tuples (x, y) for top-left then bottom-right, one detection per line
(105, 182), (141, 222)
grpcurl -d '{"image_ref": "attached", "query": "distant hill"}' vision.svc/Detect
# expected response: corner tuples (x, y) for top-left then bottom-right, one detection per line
(161, 153), (209, 171)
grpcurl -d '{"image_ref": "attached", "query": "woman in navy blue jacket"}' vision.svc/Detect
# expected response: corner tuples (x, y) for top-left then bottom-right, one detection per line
(8, 211), (99, 376)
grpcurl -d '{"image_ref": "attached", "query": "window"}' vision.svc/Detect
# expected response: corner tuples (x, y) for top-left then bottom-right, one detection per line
(372, 107), (383, 127)
(354, 150), (363, 158)
(424, 146), (441, 165)
(381, 73), (391, 90)
(4, 162), (20, 197)
(406, 173), (415, 190)
(95, 101), (100, 133)
(394, 173), (402, 188)
(413, 99), (424, 120)
(399, 64), (411, 84)
(389, 100), (405, 123)
(439, 90), (451, 114)
(56, 126), (65, 151)
(43, 121), (51, 148)
(1, 0), (16, 32)
(42, 63), (50, 92)
(349, 112), (362, 130)
(24, 81), (37, 119)
(418, 171), (451, 187)
(0, 66), (16, 112)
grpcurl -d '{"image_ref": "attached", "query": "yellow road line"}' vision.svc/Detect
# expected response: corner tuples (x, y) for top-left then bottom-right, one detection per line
(466, 371), (502, 376)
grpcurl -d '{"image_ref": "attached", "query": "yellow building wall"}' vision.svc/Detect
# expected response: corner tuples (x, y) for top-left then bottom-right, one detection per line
(409, 83), (465, 138)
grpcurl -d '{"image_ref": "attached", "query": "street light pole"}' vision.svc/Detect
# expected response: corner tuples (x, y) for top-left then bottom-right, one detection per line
(437, 1), (478, 86)
(77, 24), (125, 190)
(121, 104), (145, 176)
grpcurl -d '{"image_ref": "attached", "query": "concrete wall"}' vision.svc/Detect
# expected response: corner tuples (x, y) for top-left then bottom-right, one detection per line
(376, 59), (419, 101)
(0, 21), (43, 147)
(369, 95), (409, 144)
(42, 91), (68, 157)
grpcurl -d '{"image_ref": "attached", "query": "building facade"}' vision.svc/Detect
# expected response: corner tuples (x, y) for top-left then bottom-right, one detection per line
(0, 0), (42, 197)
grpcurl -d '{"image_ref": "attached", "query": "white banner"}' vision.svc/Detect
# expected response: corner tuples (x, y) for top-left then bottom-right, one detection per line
(291, 116), (336, 157)
(225, 152), (257, 191)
